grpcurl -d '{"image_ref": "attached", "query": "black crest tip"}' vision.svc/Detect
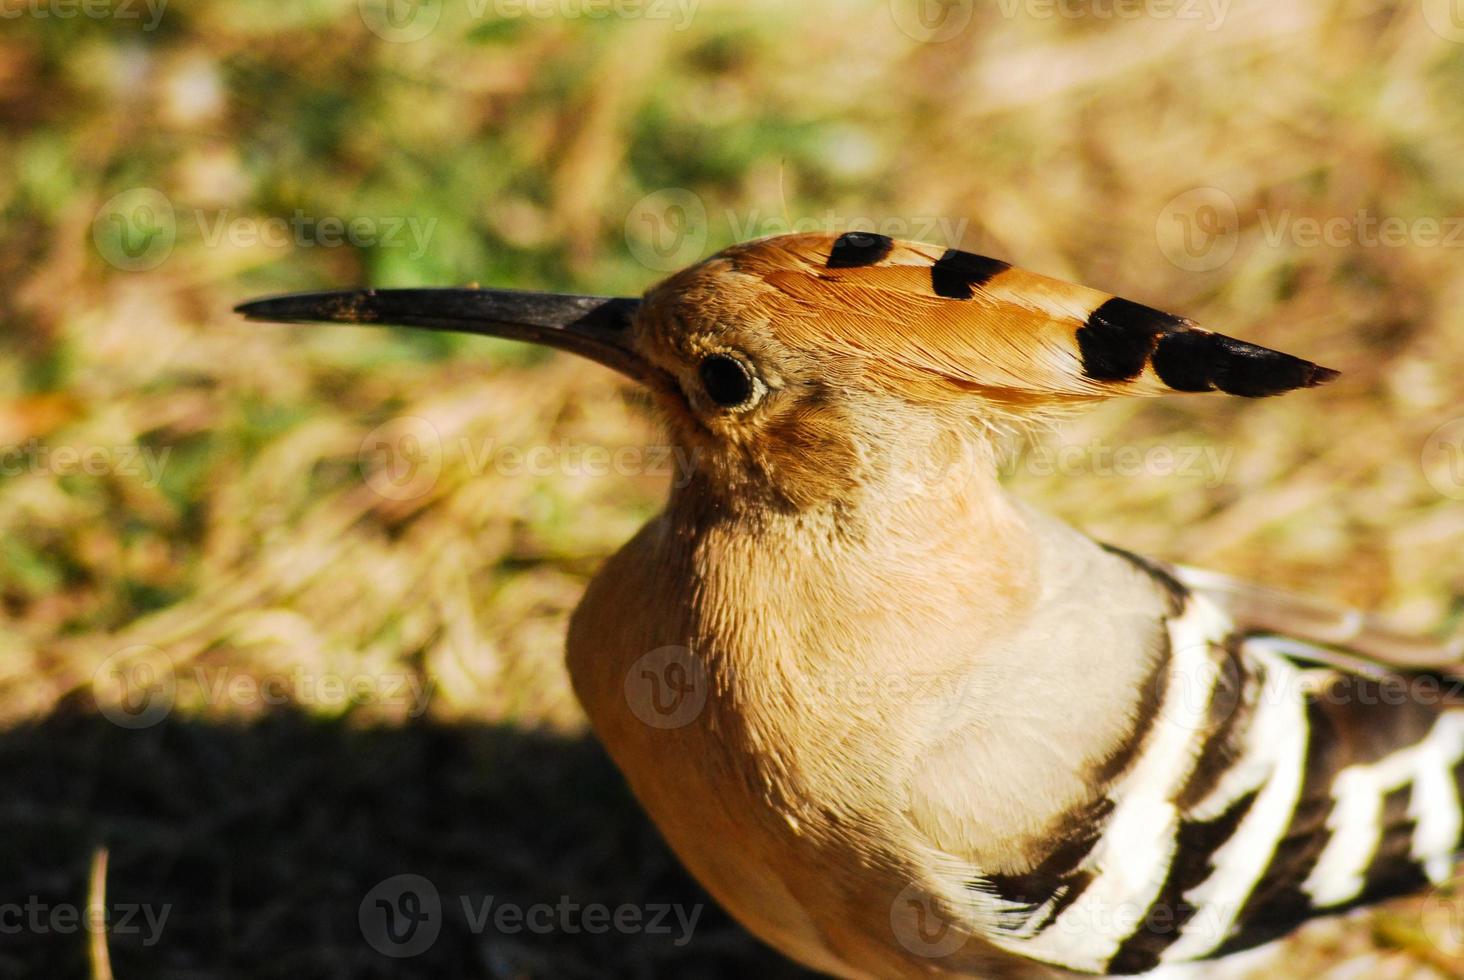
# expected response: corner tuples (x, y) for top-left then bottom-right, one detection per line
(827, 232), (894, 269)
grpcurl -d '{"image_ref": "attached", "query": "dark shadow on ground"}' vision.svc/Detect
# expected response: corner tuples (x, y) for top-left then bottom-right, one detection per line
(0, 707), (818, 979)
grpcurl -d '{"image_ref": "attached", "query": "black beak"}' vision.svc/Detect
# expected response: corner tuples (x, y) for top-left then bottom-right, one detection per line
(234, 287), (647, 381)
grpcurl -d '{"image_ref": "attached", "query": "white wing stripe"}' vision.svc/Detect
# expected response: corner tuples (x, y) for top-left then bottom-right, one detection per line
(1161, 648), (1311, 963)
(1302, 711), (1464, 906)
(993, 598), (1222, 969)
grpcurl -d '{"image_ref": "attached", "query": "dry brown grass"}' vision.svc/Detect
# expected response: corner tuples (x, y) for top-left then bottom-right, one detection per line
(2, 0), (1462, 976)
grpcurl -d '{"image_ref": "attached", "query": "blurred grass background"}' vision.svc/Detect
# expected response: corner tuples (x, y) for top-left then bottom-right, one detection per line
(2, 0), (1464, 976)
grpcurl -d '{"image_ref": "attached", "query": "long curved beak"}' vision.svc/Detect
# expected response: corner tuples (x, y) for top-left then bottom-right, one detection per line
(234, 287), (647, 381)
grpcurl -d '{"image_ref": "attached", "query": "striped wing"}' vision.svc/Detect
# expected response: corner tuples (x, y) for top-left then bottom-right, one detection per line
(714, 232), (1338, 408)
(978, 550), (1464, 975)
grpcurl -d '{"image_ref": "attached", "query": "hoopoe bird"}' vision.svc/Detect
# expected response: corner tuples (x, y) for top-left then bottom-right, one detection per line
(238, 232), (1464, 978)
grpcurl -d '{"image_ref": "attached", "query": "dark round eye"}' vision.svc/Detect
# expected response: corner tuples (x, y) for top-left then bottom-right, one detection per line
(698, 354), (755, 408)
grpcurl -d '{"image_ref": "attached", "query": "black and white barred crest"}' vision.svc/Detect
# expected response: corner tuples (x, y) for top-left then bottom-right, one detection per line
(975, 550), (1464, 976)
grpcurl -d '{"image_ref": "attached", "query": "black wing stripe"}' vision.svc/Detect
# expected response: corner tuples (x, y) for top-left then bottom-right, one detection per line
(983, 571), (1461, 974)
(1105, 789), (1260, 975)
(1207, 660), (1464, 959)
(1203, 695), (1337, 956)
(1175, 636), (1256, 812)
(980, 797), (1114, 928)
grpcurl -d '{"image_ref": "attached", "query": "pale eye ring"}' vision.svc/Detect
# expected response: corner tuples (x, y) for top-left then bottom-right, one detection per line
(698, 353), (759, 409)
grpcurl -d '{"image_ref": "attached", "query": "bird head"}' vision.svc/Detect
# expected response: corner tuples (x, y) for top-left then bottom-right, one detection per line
(237, 231), (1338, 513)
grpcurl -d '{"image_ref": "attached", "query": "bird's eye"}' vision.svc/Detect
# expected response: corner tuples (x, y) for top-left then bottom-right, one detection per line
(698, 354), (756, 408)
